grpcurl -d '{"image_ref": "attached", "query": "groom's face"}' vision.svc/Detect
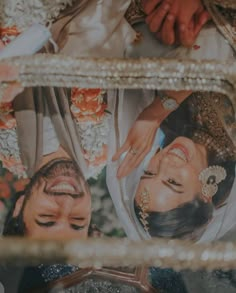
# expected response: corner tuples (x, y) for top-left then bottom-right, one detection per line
(14, 159), (91, 239)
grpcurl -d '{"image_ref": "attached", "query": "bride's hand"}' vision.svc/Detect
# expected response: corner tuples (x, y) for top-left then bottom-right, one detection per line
(0, 41), (24, 103)
(112, 90), (192, 178)
(112, 109), (160, 179)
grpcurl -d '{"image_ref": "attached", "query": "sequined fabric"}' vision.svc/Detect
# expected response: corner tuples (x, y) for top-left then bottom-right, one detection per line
(38, 264), (79, 283)
(52, 278), (142, 293)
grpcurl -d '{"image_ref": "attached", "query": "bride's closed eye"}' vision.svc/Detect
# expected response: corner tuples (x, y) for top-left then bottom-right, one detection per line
(143, 170), (157, 178)
(167, 178), (182, 187)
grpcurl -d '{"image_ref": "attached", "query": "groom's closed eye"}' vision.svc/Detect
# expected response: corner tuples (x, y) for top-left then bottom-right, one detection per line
(35, 214), (55, 226)
(35, 220), (86, 231)
(35, 219), (55, 227)
(35, 215), (86, 230)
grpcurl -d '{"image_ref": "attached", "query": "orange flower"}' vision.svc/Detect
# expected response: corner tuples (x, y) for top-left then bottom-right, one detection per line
(0, 26), (20, 45)
(0, 102), (14, 114)
(13, 178), (29, 192)
(4, 171), (13, 182)
(71, 88), (102, 103)
(0, 26), (20, 36)
(0, 113), (16, 129)
(0, 102), (15, 129)
(0, 181), (11, 199)
(71, 88), (107, 122)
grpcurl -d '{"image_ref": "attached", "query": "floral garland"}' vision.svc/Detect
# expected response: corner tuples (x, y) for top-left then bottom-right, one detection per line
(70, 88), (111, 178)
(0, 23), (111, 179)
(0, 26), (28, 180)
(0, 86), (111, 180)
(0, 0), (76, 31)
(0, 25), (29, 228)
(0, 25), (20, 44)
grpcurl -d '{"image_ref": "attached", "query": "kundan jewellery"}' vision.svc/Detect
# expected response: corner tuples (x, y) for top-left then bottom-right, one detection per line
(199, 165), (227, 201)
(138, 187), (150, 233)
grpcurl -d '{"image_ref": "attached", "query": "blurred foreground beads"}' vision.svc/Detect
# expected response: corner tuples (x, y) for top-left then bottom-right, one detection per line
(1, 238), (236, 271)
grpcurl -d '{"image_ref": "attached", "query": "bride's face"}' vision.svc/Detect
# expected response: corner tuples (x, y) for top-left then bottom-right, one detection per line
(135, 137), (208, 212)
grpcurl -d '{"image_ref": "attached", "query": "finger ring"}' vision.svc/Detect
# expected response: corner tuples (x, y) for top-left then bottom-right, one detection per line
(130, 147), (138, 156)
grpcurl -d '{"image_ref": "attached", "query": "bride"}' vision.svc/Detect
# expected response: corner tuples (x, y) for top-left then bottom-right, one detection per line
(106, 0), (236, 243)
(107, 90), (236, 242)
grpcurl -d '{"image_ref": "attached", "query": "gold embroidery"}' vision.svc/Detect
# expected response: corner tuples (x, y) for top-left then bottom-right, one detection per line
(190, 92), (236, 161)
(125, 0), (146, 25)
(204, 0), (236, 52)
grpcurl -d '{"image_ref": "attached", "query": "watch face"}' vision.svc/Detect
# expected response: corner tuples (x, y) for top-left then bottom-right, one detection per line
(163, 98), (178, 111)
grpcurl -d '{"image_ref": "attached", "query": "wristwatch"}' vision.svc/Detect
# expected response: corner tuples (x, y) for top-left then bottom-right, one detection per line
(158, 91), (179, 111)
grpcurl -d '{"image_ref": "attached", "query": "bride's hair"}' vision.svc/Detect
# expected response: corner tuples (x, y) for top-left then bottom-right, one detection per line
(134, 160), (234, 240)
(134, 93), (235, 240)
(134, 198), (213, 240)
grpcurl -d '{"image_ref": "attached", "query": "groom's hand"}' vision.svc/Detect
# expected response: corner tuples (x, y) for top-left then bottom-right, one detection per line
(142, 0), (211, 46)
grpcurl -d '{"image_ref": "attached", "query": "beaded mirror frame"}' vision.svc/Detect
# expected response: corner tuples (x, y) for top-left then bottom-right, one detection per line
(0, 56), (235, 274)
(34, 267), (156, 293)
(0, 0), (236, 283)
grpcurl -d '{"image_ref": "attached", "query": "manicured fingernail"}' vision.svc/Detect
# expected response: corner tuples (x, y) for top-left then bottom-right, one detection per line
(202, 16), (209, 24)
(180, 24), (186, 32)
(167, 37), (174, 45)
(142, 1), (149, 13)
(164, 4), (170, 10)
(167, 14), (174, 20)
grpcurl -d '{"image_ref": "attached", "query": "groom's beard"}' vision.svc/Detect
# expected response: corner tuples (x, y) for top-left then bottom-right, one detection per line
(24, 158), (88, 200)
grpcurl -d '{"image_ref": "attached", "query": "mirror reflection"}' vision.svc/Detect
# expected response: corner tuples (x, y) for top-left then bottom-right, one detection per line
(0, 87), (235, 243)
(0, 0), (236, 291)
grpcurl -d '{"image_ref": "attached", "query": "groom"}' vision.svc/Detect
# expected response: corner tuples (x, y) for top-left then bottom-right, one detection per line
(3, 155), (92, 239)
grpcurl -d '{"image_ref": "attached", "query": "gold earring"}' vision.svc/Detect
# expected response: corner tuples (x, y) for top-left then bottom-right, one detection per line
(199, 165), (227, 201)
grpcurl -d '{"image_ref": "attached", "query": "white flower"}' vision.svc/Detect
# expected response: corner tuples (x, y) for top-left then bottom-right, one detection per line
(0, 0), (75, 30)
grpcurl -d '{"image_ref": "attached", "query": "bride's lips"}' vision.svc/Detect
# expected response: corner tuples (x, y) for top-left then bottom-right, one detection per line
(46, 176), (82, 195)
(167, 143), (190, 162)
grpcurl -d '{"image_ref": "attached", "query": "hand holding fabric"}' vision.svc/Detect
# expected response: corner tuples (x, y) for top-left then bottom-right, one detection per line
(142, 0), (211, 46)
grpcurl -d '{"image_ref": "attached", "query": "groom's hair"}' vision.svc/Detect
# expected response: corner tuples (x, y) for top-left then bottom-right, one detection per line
(3, 191), (26, 236)
(3, 158), (90, 237)
(3, 191), (93, 237)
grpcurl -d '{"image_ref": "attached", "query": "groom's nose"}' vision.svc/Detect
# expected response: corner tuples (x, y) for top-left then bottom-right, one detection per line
(54, 195), (74, 213)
